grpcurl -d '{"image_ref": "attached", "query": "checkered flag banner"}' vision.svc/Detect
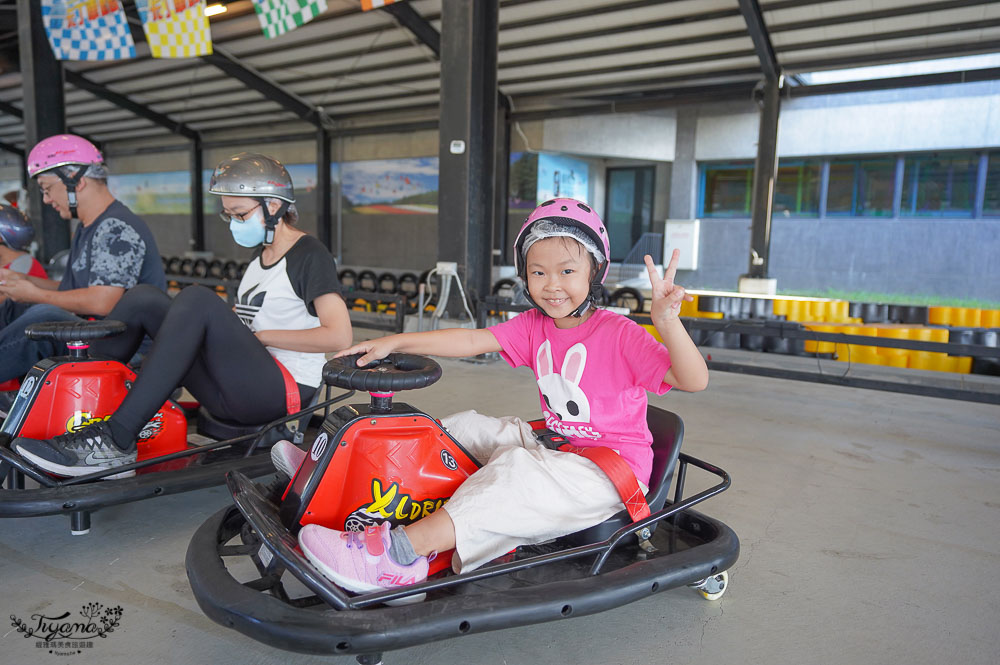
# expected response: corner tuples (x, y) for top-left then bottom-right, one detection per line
(252, 0), (329, 39)
(41, 0), (136, 61)
(361, 0), (403, 10)
(136, 0), (213, 58)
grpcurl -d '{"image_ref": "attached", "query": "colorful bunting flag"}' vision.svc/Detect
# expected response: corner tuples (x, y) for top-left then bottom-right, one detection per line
(252, 0), (328, 39)
(136, 0), (213, 58)
(361, 0), (403, 10)
(40, 0), (136, 61)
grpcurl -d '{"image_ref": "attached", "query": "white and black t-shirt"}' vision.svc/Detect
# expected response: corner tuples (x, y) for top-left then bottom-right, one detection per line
(236, 235), (342, 387)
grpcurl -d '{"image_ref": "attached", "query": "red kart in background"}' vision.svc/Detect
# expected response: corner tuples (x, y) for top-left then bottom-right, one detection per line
(0, 320), (348, 534)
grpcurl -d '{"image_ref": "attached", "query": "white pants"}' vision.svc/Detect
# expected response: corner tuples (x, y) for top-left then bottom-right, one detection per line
(440, 410), (644, 573)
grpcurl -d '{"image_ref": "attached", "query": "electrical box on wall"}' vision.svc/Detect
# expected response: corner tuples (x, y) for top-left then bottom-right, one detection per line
(663, 220), (700, 271)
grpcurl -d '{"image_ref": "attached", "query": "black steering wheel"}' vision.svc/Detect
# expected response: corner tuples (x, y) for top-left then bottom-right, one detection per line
(25, 320), (126, 343)
(323, 353), (442, 393)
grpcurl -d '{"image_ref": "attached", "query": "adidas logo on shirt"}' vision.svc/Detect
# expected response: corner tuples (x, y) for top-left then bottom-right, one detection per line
(235, 283), (266, 327)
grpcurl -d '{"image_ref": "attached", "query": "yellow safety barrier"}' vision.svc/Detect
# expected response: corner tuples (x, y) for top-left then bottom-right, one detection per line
(928, 307), (951, 325)
(803, 324), (837, 354)
(876, 326), (910, 361)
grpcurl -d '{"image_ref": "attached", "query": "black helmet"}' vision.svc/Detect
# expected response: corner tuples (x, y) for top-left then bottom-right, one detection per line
(0, 203), (34, 251)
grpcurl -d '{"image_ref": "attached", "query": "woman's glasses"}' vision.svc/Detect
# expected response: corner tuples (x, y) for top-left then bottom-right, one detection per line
(220, 203), (261, 223)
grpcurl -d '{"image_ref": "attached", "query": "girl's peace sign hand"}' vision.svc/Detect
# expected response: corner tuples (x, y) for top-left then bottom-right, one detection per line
(645, 249), (693, 325)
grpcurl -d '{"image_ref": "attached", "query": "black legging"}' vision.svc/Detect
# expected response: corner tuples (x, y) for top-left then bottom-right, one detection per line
(91, 284), (308, 446)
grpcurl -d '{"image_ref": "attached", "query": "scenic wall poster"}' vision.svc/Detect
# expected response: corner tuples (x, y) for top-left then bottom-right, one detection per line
(340, 157), (438, 214)
(108, 170), (191, 214)
(108, 164), (322, 215)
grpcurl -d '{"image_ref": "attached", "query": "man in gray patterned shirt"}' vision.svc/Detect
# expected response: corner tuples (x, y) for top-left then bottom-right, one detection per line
(0, 135), (166, 388)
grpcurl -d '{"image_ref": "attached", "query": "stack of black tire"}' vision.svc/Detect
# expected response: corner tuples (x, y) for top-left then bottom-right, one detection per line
(338, 269), (423, 314)
(161, 256), (247, 298)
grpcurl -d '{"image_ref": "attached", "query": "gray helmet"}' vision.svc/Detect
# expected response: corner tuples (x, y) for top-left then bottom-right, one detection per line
(0, 203), (35, 251)
(207, 152), (295, 203)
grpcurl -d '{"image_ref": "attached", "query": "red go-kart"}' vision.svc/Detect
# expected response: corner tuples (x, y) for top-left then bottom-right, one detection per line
(185, 354), (739, 664)
(0, 320), (351, 534)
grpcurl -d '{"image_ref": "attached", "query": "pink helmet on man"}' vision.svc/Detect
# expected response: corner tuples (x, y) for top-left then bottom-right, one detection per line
(513, 198), (611, 318)
(26, 134), (103, 178)
(26, 134), (104, 219)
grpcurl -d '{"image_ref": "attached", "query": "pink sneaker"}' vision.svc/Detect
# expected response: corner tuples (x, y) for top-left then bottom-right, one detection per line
(270, 440), (306, 478)
(298, 522), (429, 604)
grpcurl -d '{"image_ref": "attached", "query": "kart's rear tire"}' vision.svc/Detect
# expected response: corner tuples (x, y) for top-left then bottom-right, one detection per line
(692, 569), (728, 600)
(357, 270), (378, 292)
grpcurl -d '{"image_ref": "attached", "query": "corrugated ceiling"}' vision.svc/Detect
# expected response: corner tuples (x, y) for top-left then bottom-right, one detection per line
(0, 0), (995, 148)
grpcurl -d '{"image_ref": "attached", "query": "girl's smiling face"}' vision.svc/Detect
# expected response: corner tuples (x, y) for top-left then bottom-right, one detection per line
(524, 236), (595, 328)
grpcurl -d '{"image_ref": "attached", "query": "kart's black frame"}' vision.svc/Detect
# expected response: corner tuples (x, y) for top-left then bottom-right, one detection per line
(0, 391), (355, 533)
(186, 449), (738, 661)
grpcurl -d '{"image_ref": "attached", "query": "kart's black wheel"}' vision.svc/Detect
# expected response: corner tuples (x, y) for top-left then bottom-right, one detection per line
(223, 260), (240, 280)
(208, 259), (224, 279)
(376, 272), (398, 294)
(397, 272), (419, 297)
(492, 278), (517, 298)
(338, 269), (357, 289)
(323, 354), (442, 392)
(609, 287), (645, 314)
(357, 270), (378, 292)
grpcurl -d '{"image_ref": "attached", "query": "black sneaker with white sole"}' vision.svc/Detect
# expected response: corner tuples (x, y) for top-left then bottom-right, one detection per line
(12, 420), (137, 479)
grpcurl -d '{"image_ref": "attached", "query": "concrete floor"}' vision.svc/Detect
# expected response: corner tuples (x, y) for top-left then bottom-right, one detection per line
(1, 356), (998, 665)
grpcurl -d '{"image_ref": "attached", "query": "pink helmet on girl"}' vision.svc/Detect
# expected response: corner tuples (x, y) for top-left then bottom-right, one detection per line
(513, 198), (610, 318)
(26, 134), (104, 219)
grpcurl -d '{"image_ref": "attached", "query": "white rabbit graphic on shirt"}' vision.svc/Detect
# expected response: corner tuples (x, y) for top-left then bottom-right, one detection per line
(536, 340), (592, 423)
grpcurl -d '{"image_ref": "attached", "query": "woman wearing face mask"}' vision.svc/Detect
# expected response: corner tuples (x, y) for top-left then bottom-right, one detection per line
(12, 153), (353, 478)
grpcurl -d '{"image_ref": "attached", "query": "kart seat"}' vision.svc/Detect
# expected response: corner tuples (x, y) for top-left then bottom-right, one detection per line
(560, 406), (683, 546)
(196, 386), (323, 446)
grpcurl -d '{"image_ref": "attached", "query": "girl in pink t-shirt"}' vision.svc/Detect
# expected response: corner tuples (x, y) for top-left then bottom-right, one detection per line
(288, 198), (708, 598)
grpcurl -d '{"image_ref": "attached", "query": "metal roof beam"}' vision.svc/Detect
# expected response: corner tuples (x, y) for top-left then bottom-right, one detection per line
(65, 70), (199, 140)
(382, 1), (440, 57)
(66, 7), (745, 91)
(738, 0), (780, 80)
(788, 66), (1000, 97)
(380, 2), (510, 112)
(776, 17), (1000, 54)
(786, 41), (1000, 73)
(0, 99), (22, 119)
(0, 139), (24, 157)
(118, 4), (329, 128)
(769, 0), (995, 34)
(201, 47), (329, 128)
